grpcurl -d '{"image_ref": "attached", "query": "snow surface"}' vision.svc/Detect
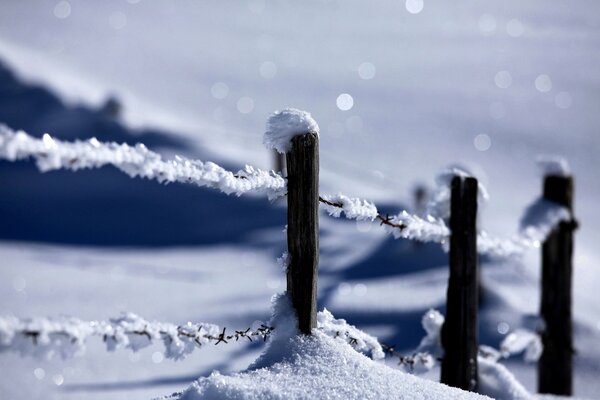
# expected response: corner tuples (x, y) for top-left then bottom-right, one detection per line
(264, 108), (319, 154)
(169, 294), (489, 400)
(0, 0), (599, 399)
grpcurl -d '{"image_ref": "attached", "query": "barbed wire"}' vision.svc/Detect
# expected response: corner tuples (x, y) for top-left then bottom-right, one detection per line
(0, 126), (286, 199)
(0, 125), (569, 257)
(319, 196), (407, 230)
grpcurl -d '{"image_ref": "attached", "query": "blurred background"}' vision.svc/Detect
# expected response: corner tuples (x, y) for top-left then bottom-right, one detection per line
(0, 0), (598, 399)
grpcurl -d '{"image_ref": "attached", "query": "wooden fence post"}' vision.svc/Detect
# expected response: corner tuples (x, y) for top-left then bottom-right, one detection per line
(273, 150), (286, 177)
(538, 175), (575, 395)
(286, 133), (319, 335)
(441, 176), (479, 392)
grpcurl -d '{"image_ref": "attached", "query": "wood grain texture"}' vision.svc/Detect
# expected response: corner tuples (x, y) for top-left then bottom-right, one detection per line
(286, 133), (319, 335)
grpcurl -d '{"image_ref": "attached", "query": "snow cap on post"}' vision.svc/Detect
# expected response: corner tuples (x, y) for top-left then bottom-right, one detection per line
(264, 108), (320, 154)
(536, 155), (570, 177)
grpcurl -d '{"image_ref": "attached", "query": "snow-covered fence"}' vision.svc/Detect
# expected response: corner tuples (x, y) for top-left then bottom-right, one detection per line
(0, 110), (579, 396)
(440, 176), (479, 392)
(538, 174), (577, 396)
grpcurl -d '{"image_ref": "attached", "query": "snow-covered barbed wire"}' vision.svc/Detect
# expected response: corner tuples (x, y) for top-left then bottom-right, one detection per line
(319, 194), (450, 245)
(477, 196), (573, 258)
(0, 307), (430, 371)
(0, 313), (273, 361)
(317, 308), (385, 360)
(0, 125), (573, 257)
(0, 126), (286, 199)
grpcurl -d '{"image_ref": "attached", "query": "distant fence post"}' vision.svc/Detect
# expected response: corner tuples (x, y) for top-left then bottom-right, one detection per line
(286, 133), (319, 335)
(441, 176), (479, 392)
(538, 175), (575, 395)
(273, 150), (286, 177)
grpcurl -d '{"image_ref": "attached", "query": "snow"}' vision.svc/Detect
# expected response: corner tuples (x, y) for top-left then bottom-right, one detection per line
(427, 166), (490, 221)
(263, 108), (319, 154)
(387, 211), (450, 244)
(0, 0), (599, 398)
(519, 198), (572, 244)
(536, 156), (571, 177)
(478, 357), (531, 400)
(320, 193), (379, 221)
(169, 294), (489, 400)
(0, 125), (286, 199)
(0, 313), (223, 361)
(500, 329), (542, 363)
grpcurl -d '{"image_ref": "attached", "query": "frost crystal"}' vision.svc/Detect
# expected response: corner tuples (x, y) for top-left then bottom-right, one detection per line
(0, 125), (286, 200)
(263, 108), (319, 154)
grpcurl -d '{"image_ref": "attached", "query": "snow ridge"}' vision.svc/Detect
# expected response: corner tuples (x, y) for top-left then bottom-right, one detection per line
(0, 125), (286, 199)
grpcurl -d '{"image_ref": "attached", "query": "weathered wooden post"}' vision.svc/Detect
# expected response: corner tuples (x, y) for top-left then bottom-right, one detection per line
(286, 132), (319, 335)
(441, 176), (479, 391)
(273, 150), (286, 177)
(538, 175), (576, 395)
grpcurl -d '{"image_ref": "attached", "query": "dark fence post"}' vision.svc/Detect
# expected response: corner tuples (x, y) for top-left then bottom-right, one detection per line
(273, 150), (286, 177)
(441, 176), (479, 392)
(538, 175), (575, 395)
(286, 133), (319, 335)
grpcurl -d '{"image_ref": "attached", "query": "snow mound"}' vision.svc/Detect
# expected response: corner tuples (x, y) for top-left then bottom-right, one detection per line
(264, 108), (320, 154)
(168, 294), (489, 400)
(173, 330), (489, 400)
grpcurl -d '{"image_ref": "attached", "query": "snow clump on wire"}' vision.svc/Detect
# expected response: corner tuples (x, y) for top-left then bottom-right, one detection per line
(263, 108), (320, 154)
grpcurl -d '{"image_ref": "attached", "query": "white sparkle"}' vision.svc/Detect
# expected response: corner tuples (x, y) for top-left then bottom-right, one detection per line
(336, 93), (354, 111)
(237, 97), (255, 114)
(494, 70), (512, 89)
(479, 14), (497, 34)
(152, 352), (164, 364)
(535, 74), (552, 92)
(259, 61), (277, 79)
(53, 1), (71, 19)
(33, 368), (45, 380)
(52, 374), (64, 386)
(555, 91), (572, 109)
(474, 134), (492, 151)
(338, 282), (352, 296)
(497, 322), (510, 335)
(405, 0), (424, 14)
(358, 62), (376, 80)
(506, 19), (524, 37)
(354, 283), (368, 297)
(210, 82), (229, 99)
